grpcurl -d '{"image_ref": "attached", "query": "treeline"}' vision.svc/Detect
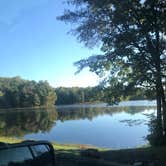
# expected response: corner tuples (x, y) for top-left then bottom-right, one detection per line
(0, 76), (155, 108)
(0, 77), (56, 108)
(55, 86), (155, 105)
(55, 86), (104, 105)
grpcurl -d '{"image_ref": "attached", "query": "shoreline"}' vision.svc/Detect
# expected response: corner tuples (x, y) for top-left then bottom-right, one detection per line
(0, 136), (148, 149)
(0, 100), (156, 110)
(0, 137), (165, 165)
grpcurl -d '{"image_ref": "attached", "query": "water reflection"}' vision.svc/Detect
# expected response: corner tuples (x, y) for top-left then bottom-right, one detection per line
(0, 106), (155, 138)
(57, 106), (154, 121)
(0, 108), (57, 137)
(119, 119), (146, 126)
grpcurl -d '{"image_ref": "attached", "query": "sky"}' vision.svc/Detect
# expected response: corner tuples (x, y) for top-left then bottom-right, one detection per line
(0, 0), (101, 87)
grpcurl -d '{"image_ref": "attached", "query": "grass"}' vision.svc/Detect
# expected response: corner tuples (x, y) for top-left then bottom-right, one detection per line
(0, 137), (166, 166)
(0, 137), (23, 144)
(0, 136), (103, 151)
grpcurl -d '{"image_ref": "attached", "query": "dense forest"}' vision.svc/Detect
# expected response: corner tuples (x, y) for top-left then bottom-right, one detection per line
(0, 77), (56, 108)
(0, 76), (155, 108)
(55, 86), (155, 105)
(55, 86), (104, 105)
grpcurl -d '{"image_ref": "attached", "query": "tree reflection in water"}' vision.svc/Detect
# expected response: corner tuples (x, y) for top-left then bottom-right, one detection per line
(0, 105), (155, 137)
(0, 108), (58, 137)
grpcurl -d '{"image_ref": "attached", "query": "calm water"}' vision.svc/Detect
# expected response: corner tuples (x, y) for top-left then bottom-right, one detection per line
(0, 100), (156, 149)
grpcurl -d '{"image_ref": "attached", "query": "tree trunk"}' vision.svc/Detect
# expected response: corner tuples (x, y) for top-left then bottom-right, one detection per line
(154, 29), (164, 137)
(156, 87), (163, 137)
(161, 85), (166, 136)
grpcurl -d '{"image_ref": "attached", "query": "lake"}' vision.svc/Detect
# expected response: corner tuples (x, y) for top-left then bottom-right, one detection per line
(0, 100), (156, 149)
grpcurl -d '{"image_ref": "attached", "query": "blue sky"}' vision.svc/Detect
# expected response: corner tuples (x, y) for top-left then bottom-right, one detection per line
(0, 0), (100, 87)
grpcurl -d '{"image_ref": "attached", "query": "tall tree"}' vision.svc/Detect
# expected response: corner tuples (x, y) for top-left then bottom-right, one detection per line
(58, 0), (166, 138)
(0, 77), (57, 108)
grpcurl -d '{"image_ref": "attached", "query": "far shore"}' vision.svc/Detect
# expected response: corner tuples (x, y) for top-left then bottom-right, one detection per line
(56, 100), (156, 108)
(0, 100), (156, 111)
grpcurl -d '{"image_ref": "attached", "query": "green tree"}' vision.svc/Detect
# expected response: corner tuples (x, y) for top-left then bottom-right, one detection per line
(33, 94), (41, 106)
(0, 91), (3, 97)
(36, 81), (57, 107)
(55, 87), (103, 105)
(0, 77), (57, 108)
(59, 0), (166, 140)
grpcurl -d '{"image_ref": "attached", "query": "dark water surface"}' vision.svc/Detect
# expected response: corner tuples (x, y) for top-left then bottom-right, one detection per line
(0, 100), (156, 148)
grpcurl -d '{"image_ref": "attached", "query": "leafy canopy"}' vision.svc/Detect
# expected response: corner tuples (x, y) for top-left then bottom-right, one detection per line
(58, 0), (166, 104)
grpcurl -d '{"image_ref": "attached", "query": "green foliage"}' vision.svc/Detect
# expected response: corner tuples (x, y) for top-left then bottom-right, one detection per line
(0, 77), (151, 108)
(147, 115), (166, 146)
(59, 0), (166, 143)
(55, 86), (104, 105)
(58, 0), (166, 104)
(0, 91), (3, 97)
(55, 86), (154, 105)
(0, 77), (57, 108)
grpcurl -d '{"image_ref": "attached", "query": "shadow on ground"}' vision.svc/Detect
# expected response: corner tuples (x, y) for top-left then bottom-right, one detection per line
(55, 147), (166, 166)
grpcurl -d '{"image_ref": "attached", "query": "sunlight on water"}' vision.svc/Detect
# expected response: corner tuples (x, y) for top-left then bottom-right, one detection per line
(0, 100), (156, 149)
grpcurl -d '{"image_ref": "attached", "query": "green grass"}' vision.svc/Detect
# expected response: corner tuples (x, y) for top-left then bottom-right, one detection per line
(52, 142), (96, 150)
(0, 137), (23, 144)
(1, 137), (166, 166)
(0, 136), (104, 150)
